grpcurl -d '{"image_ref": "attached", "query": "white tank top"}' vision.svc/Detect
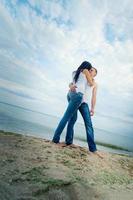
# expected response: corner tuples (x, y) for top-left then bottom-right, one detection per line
(72, 71), (93, 103)
(72, 71), (87, 94)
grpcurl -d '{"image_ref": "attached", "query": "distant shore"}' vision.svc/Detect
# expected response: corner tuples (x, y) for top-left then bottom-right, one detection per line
(0, 130), (133, 200)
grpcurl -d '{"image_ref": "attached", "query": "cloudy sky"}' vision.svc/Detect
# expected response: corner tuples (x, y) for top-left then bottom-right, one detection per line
(0, 0), (133, 125)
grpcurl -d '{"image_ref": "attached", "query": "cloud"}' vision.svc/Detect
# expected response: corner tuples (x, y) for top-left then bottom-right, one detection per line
(0, 0), (133, 123)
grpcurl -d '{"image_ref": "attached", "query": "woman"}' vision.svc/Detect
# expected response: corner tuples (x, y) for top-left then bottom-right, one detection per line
(65, 67), (103, 158)
(52, 61), (94, 144)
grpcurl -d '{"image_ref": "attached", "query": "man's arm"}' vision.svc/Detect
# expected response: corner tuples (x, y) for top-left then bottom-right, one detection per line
(90, 83), (98, 116)
(82, 69), (94, 86)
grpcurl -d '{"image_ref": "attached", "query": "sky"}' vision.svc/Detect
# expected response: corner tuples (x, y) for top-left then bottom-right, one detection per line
(0, 0), (133, 125)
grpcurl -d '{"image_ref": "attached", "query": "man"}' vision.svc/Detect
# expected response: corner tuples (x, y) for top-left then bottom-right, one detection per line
(61, 67), (103, 158)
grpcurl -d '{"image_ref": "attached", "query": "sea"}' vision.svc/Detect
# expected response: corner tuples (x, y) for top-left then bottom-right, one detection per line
(0, 101), (133, 156)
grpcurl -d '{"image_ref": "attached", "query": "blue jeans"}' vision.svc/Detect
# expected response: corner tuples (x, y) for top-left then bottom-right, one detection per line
(52, 91), (83, 143)
(65, 93), (97, 152)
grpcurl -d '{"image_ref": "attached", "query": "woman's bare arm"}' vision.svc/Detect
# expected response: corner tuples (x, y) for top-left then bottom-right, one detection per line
(82, 69), (94, 86)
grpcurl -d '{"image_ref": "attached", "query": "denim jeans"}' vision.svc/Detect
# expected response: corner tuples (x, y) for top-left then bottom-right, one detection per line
(65, 94), (97, 152)
(52, 91), (83, 143)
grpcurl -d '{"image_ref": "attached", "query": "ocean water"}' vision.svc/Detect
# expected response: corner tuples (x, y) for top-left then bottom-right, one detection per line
(0, 101), (133, 156)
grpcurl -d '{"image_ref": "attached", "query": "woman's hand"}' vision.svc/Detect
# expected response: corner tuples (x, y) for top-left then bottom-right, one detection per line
(69, 83), (77, 92)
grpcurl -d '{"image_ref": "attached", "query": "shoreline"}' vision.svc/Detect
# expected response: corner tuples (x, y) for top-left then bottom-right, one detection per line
(0, 130), (133, 200)
(1, 129), (132, 157)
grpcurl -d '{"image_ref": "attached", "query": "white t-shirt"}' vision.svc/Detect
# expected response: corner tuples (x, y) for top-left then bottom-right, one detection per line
(72, 71), (94, 103)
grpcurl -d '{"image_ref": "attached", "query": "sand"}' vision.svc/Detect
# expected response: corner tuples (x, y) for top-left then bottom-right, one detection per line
(0, 130), (133, 200)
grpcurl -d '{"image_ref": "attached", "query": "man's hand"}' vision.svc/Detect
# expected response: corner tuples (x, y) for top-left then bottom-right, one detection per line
(90, 109), (94, 116)
(69, 83), (77, 92)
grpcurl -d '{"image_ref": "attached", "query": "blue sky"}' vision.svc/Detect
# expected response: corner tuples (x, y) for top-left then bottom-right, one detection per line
(0, 0), (133, 125)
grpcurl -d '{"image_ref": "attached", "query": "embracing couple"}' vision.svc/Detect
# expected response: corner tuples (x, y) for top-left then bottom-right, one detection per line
(52, 61), (103, 158)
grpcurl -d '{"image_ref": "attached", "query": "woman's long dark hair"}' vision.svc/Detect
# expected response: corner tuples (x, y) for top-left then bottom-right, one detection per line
(73, 61), (92, 83)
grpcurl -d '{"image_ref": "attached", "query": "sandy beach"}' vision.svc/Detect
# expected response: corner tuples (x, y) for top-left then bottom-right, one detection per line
(0, 130), (133, 200)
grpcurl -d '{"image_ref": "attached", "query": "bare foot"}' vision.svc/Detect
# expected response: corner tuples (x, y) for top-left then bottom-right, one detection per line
(67, 144), (77, 148)
(51, 141), (66, 146)
(57, 142), (67, 147)
(91, 151), (104, 159)
(56, 142), (77, 148)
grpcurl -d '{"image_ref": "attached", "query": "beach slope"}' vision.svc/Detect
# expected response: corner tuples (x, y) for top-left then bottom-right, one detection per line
(0, 130), (133, 200)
